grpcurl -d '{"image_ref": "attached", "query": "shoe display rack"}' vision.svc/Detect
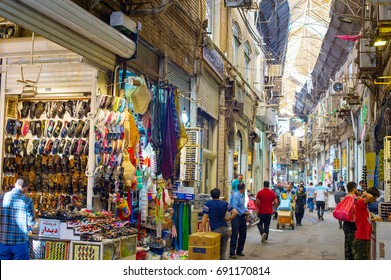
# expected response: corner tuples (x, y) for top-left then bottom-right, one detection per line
(3, 98), (91, 215)
(92, 94), (127, 208)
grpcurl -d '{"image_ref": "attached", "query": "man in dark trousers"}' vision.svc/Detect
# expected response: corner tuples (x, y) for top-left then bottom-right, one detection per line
(295, 185), (307, 226)
(256, 181), (278, 243)
(229, 182), (250, 259)
(201, 188), (238, 260)
(343, 182), (357, 260)
(354, 187), (380, 260)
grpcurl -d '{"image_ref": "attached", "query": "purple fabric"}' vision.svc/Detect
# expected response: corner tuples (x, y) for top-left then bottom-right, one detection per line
(161, 91), (178, 180)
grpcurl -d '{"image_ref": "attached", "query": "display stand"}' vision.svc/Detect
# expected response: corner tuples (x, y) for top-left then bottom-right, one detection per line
(29, 234), (136, 260)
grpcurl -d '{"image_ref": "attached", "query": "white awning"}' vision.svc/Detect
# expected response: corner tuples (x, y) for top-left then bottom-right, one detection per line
(0, 0), (137, 70)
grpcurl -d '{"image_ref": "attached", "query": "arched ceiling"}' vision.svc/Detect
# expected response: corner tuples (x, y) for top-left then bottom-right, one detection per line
(257, 0), (365, 119)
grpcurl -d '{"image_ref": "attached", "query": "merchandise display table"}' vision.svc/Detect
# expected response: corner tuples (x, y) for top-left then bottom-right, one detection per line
(29, 234), (137, 260)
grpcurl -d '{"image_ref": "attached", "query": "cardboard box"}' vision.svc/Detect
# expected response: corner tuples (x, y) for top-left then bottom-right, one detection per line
(277, 210), (292, 217)
(188, 243), (220, 260)
(189, 232), (221, 247)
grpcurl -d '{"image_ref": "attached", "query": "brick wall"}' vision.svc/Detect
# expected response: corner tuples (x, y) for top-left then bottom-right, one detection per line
(131, 0), (205, 76)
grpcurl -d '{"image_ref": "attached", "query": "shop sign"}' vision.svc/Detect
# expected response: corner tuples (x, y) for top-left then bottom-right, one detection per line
(172, 184), (195, 200)
(38, 219), (60, 239)
(203, 47), (224, 80)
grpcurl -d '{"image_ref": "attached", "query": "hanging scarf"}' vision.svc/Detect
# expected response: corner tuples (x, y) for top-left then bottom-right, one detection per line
(124, 110), (140, 149)
(336, 34), (361, 42)
(161, 89), (179, 180)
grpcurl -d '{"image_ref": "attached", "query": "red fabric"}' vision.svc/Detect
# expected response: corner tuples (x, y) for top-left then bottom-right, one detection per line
(355, 199), (371, 240)
(336, 34), (361, 41)
(248, 199), (257, 210)
(256, 189), (277, 214)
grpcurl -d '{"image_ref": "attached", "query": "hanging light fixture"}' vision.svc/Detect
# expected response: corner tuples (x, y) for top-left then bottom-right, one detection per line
(181, 108), (189, 124)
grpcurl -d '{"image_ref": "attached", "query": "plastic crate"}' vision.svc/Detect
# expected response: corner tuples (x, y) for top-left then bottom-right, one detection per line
(379, 202), (391, 221)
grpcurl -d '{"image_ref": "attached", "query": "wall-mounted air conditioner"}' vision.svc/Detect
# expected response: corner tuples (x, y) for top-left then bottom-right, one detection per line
(331, 82), (343, 95)
(378, 5), (391, 24)
(359, 38), (377, 69)
(256, 106), (277, 126)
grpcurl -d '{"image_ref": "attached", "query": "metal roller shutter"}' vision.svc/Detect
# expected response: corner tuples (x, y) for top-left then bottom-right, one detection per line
(198, 72), (219, 120)
(4, 63), (95, 95)
(128, 41), (159, 81)
(167, 63), (191, 113)
(1, 37), (96, 95)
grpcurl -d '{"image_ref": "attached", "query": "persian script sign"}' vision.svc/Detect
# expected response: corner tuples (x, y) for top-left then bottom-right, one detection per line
(39, 219), (60, 238)
(203, 47), (224, 80)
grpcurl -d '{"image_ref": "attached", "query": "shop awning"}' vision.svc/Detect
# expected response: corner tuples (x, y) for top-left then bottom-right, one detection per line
(0, 0), (137, 70)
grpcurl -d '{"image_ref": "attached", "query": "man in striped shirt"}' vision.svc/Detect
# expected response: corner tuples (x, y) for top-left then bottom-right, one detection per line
(0, 179), (36, 260)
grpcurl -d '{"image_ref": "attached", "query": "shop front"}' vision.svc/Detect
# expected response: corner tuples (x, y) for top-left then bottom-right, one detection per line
(0, 32), (199, 260)
(0, 36), (141, 259)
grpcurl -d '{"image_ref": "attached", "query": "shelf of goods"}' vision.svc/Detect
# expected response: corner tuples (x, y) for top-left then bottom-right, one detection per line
(29, 214), (137, 260)
(3, 99), (91, 210)
(29, 235), (137, 260)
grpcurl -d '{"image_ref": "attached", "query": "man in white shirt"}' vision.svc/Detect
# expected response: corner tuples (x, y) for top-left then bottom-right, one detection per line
(314, 182), (331, 221)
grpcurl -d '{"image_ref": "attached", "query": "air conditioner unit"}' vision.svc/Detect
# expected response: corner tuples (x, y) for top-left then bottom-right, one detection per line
(359, 38), (377, 69)
(378, 5), (391, 24)
(255, 106), (277, 125)
(331, 82), (343, 95)
(266, 64), (282, 77)
(180, 128), (202, 181)
(233, 100), (244, 116)
(110, 11), (138, 39)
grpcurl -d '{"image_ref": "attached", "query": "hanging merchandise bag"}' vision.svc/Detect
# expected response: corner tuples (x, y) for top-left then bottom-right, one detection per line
(130, 75), (151, 114)
(333, 195), (355, 222)
(122, 149), (136, 190)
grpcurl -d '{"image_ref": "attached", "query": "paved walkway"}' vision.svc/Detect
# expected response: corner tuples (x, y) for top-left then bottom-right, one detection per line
(232, 209), (345, 260)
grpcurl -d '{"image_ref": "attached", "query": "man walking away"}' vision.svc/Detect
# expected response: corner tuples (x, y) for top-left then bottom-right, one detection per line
(295, 185), (307, 226)
(343, 182), (357, 260)
(229, 183), (250, 259)
(201, 188), (238, 260)
(306, 182), (315, 212)
(256, 181), (278, 243)
(354, 187), (380, 260)
(0, 179), (36, 260)
(314, 182), (330, 221)
(334, 185), (347, 229)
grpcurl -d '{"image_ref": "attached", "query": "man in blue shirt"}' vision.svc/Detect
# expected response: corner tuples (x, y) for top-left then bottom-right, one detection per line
(201, 188), (238, 260)
(306, 182), (315, 212)
(0, 179), (36, 260)
(314, 182), (331, 220)
(229, 182), (250, 259)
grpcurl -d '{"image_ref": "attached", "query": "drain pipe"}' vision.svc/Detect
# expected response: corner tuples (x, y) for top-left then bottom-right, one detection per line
(131, 0), (177, 17)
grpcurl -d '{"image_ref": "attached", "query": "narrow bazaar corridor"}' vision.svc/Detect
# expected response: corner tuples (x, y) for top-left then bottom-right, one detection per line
(240, 210), (344, 260)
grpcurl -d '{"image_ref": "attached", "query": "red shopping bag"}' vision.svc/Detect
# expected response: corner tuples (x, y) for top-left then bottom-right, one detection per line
(333, 195), (355, 222)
